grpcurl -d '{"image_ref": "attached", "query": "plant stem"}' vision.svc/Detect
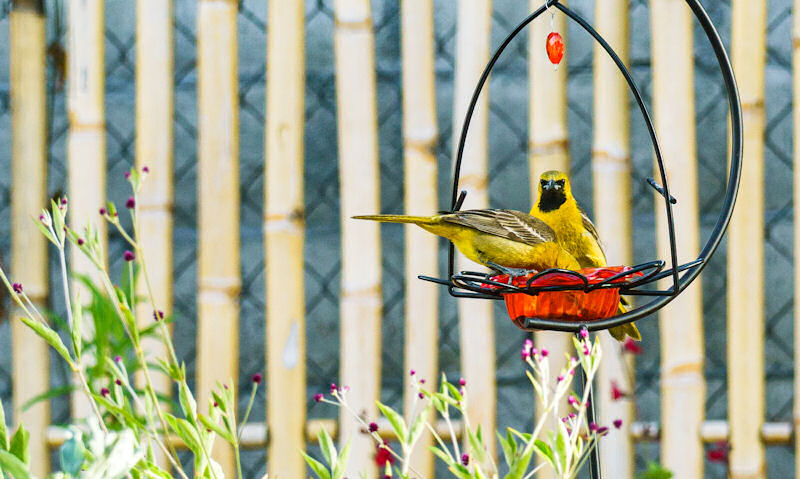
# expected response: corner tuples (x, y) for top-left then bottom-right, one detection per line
(58, 246), (74, 328)
(75, 367), (108, 434)
(237, 385), (258, 442)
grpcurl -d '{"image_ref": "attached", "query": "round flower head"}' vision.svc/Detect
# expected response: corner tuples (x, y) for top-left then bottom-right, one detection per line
(252, 373), (263, 384)
(124, 250), (135, 262)
(12, 283), (22, 294)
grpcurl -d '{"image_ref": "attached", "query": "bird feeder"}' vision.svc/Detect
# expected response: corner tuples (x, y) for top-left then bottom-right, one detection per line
(420, 0), (742, 336)
(417, 2), (742, 477)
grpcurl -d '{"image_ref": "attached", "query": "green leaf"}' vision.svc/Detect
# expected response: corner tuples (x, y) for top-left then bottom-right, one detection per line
(449, 463), (472, 479)
(33, 214), (57, 246)
(466, 428), (486, 465)
(444, 382), (463, 403)
(506, 445), (535, 479)
(20, 385), (75, 413)
(301, 451), (332, 479)
(0, 398), (8, 451)
(408, 403), (431, 447)
(94, 395), (146, 430)
(498, 433), (513, 468)
(51, 199), (65, 245)
(59, 433), (86, 475)
(430, 446), (455, 467)
(638, 462), (674, 479)
(318, 426), (337, 467)
(164, 414), (201, 454)
(533, 439), (555, 467)
(9, 425), (29, 465)
(198, 414), (234, 445)
(332, 440), (351, 479)
(0, 449), (30, 479)
(554, 426), (568, 473)
(179, 382), (198, 423)
(18, 316), (73, 366)
(376, 401), (407, 444)
(71, 290), (83, 358)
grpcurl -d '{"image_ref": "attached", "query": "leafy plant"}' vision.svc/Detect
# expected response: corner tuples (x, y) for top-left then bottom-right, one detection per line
(307, 332), (617, 479)
(0, 168), (262, 478)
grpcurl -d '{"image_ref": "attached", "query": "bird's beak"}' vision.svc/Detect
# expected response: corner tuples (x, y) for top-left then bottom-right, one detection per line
(542, 179), (556, 191)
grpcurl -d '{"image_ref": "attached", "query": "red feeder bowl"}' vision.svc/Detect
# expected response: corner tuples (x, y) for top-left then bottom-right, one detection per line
(487, 266), (643, 326)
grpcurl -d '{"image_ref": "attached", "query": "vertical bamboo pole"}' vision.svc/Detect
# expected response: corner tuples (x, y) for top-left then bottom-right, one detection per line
(135, 0), (174, 406)
(197, 0), (240, 475)
(453, 0), (496, 458)
(67, 0), (106, 420)
(401, 1), (438, 476)
(334, 1), (382, 477)
(529, 5), (568, 478)
(650, 2), (705, 478)
(265, 2), (306, 478)
(794, 1), (800, 476)
(728, 1), (767, 477)
(592, 3), (634, 478)
(10, 1), (50, 475)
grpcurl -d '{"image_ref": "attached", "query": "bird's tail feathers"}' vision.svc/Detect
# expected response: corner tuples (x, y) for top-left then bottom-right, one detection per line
(352, 214), (436, 225)
(608, 301), (641, 342)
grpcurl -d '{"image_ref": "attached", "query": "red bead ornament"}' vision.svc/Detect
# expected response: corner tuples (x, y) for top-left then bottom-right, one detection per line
(546, 31), (565, 65)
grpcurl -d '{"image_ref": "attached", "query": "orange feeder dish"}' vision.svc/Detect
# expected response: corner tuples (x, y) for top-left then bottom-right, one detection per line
(486, 266), (643, 328)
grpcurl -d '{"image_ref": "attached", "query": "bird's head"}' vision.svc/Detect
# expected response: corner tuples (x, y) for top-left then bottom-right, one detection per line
(535, 170), (572, 212)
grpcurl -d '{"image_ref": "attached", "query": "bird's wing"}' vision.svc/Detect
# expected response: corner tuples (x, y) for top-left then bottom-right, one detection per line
(443, 209), (556, 246)
(578, 207), (609, 264)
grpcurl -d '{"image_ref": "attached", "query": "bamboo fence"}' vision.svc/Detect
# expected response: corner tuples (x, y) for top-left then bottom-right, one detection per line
(334, 0), (383, 476)
(729, 1), (767, 478)
(401, 1), (439, 477)
(2, 2), (793, 479)
(197, 0), (241, 474)
(452, 0), (497, 458)
(591, 1), (634, 477)
(10, 1), (49, 476)
(66, 0), (106, 421)
(265, 1), (307, 478)
(650, 1), (706, 478)
(795, 1), (800, 477)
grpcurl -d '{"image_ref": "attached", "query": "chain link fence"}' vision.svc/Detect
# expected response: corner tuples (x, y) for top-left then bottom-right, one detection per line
(0, 0), (795, 476)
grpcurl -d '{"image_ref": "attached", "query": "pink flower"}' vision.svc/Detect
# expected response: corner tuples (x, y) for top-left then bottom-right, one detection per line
(461, 453), (470, 466)
(252, 373), (262, 384)
(330, 383), (337, 394)
(313, 393), (323, 403)
(124, 250), (135, 262)
(613, 419), (623, 429)
(99, 207), (107, 215)
(126, 197), (135, 209)
(368, 422), (378, 433)
(12, 283), (22, 294)
(623, 337), (643, 355)
(100, 387), (110, 397)
(580, 328), (589, 339)
(540, 348), (549, 357)
(410, 369), (416, 376)
(707, 441), (729, 463)
(142, 166), (150, 173)
(459, 377), (466, 387)
(611, 380), (626, 401)
(375, 443), (395, 467)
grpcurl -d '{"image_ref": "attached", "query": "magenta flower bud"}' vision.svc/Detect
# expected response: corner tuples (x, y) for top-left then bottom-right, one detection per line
(459, 377), (466, 387)
(126, 197), (135, 209)
(613, 419), (623, 429)
(114, 355), (122, 363)
(115, 379), (122, 386)
(213, 401), (219, 407)
(368, 422), (378, 433)
(100, 387), (110, 397)
(540, 348), (549, 357)
(557, 375), (564, 382)
(153, 310), (164, 321)
(568, 396), (578, 407)
(330, 383), (337, 394)
(61, 197), (68, 206)
(38, 214), (45, 222)
(124, 171), (131, 180)
(252, 373), (263, 384)
(77, 238), (85, 246)
(418, 392), (424, 399)
(461, 453), (470, 466)
(313, 393), (323, 403)
(99, 207), (107, 215)
(410, 369), (416, 376)
(12, 283), (22, 294)
(580, 328), (589, 339)
(142, 166), (150, 173)
(419, 379), (425, 384)
(521, 350), (530, 360)
(589, 422), (599, 432)
(124, 250), (135, 262)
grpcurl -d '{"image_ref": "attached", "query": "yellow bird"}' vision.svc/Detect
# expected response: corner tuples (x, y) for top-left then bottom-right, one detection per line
(530, 170), (641, 341)
(353, 209), (581, 272)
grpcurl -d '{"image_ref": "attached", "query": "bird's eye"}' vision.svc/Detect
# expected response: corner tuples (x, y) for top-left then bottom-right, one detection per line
(556, 180), (565, 187)
(540, 180), (548, 187)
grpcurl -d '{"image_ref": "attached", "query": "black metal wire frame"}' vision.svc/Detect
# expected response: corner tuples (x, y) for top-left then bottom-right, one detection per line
(420, 0), (743, 335)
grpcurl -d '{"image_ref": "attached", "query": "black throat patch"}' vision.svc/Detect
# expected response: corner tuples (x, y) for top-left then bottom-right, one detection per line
(538, 190), (567, 212)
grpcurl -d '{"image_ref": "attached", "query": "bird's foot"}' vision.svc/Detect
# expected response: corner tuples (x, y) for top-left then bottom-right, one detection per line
(487, 262), (533, 278)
